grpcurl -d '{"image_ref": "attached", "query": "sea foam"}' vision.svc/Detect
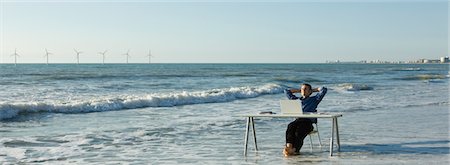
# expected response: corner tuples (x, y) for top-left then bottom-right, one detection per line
(396, 74), (448, 81)
(0, 83), (283, 120)
(337, 83), (374, 91)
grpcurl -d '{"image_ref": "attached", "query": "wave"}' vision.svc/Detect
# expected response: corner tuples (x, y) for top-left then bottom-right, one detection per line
(359, 71), (385, 76)
(0, 83), (284, 120)
(42, 74), (203, 81)
(424, 79), (446, 83)
(337, 101), (449, 113)
(273, 77), (324, 84)
(392, 68), (424, 71)
(337, 83), (374, 91)
(38, 72), (262, 81)
(396, 74), (448, 81)
(221, 72), (262, 77)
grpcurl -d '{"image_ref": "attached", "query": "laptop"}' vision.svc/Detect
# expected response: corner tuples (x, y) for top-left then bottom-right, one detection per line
(280, 100), (303, 114)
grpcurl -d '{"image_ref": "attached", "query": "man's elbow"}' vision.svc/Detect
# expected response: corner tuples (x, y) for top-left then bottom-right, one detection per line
(320, 87), (328, 94)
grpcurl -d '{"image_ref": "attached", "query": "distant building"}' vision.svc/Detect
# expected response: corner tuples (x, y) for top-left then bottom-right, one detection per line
(326, 57), (449, 64)
(440, 57), (449, 63)
(424, 59), (440, 63)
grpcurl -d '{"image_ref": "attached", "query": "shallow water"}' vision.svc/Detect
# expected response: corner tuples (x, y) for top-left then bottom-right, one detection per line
(1, 97), (448, 164)
(0, 64), (449, 164)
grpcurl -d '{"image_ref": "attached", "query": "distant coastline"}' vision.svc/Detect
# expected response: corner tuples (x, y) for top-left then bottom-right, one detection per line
(327, 56), (450, 64)
(0, 62), (449, 65)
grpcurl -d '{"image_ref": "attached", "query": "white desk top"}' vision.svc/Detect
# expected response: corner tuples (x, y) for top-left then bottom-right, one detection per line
(238, 112), (343, 118)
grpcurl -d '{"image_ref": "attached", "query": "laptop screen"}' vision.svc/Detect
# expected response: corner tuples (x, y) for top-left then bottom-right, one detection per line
(280, 100), (303, 114)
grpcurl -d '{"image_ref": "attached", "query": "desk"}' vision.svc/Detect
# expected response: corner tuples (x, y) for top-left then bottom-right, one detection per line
(240, 113), (343, 156)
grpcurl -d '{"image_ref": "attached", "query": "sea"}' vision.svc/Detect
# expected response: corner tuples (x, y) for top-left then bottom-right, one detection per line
(0, 63), (449, 164)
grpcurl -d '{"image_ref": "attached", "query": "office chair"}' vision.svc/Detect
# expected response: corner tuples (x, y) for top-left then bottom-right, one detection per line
(308, 122), (322, 151)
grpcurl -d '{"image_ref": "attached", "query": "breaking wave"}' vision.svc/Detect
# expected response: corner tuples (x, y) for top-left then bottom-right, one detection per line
(0, 84), (283, 120)
(337, 83), (374, 91)
(392, 68), (424, 71)
(273, 77), (324, 84)
(396, 74), (448, 81)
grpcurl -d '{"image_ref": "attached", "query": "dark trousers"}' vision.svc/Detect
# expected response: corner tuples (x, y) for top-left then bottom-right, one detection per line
(286, 118), (313, 152)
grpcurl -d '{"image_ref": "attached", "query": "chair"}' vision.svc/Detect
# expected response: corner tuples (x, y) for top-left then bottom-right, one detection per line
(307, 122), (322, 151)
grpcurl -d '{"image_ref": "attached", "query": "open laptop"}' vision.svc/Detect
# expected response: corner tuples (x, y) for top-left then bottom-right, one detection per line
(280, 100), (303, 114)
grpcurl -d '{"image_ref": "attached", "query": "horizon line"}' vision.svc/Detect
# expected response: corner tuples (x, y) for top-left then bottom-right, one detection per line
(0, 62), (447, 65)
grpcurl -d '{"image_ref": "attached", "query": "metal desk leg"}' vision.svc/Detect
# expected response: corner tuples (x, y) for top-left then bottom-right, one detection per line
(251, 117), (258, 151)
(329, 117), (335, 156)
(335, 117), (340, 151)
(244, 117), (251, 156)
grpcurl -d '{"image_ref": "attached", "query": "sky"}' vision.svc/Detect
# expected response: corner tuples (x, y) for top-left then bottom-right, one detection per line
(0, 0), (448, 63)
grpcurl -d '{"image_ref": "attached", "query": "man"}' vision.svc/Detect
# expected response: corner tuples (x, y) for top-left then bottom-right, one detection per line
(283, 83), (327, 156)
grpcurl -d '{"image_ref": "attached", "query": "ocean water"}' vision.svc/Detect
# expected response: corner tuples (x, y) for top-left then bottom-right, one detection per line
(0, 63), (448, 164)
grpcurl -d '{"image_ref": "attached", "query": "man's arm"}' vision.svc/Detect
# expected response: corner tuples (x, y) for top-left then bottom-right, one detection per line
(312, 88), (320, 92)
(290, 89), (301, 93)
(284, 89), (299, 100)
(314, 87), (327, 101)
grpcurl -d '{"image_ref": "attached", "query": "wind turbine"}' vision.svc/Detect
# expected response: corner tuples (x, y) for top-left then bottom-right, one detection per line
(74, 49), (83, 64)
(123, 49), (131, 64)
(98, 50), (108, 65)
(11, 48), (20, 66)
(147, 49), (154, 64)
(44, 48), (52, 65)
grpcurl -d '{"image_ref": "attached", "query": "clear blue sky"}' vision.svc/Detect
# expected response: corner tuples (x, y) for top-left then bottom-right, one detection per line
(1, 0), (447, 63)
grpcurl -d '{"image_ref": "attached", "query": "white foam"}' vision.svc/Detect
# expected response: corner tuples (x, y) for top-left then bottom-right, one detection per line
(0, 147), (26, 161)
(337, 83), (374, 91)
(399, 67), (423, 71)
(0, 138), (28, 161)
(0, 83), (283, 120)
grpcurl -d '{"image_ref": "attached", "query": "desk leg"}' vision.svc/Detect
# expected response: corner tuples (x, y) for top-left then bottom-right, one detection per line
(329, 117), (335, 156)
(335, 117), (340, 151)
(251, 117), (258, 151)
(244, 117), (250, 156)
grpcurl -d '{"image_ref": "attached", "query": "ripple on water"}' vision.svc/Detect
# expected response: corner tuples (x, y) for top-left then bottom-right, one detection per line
(3, 140), (59, 147)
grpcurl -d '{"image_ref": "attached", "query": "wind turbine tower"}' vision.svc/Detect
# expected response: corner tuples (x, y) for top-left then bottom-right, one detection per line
(11, 48), (20, 66)
(98, 50), (108, 65)
(147, 49), (153, 64)
(44, 48), (52, 65)
(74, 49), (83, 64)
(123, 49), (131, 64)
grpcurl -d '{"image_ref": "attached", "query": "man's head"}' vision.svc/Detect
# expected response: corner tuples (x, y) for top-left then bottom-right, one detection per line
(300, 83), (312, 98)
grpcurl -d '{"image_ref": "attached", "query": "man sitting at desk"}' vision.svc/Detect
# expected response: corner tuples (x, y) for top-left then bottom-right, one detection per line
(283, 83), (327, 156)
